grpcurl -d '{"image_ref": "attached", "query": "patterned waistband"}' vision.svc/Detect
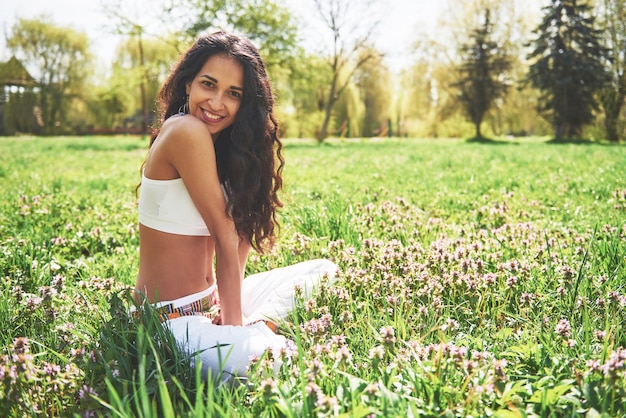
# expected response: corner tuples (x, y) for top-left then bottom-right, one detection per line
(155, 292), (220, 323)
(139, 291), (277, 331)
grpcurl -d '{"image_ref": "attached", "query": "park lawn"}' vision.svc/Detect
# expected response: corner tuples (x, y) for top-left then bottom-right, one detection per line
(0, 135), (625, 417)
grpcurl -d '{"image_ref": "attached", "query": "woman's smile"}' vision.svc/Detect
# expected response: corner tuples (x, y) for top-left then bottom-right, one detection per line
(200, 108), (225, 123)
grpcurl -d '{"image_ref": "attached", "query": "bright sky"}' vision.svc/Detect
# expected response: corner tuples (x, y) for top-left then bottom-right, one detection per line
(0, 0), (547, 70)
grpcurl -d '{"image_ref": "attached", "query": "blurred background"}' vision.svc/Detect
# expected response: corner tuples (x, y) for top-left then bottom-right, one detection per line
(0, 0), (623, 142)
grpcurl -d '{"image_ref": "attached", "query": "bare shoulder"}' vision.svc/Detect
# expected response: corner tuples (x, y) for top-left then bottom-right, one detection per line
(155, 115), (217, 175)
(159, 114), (212, 146)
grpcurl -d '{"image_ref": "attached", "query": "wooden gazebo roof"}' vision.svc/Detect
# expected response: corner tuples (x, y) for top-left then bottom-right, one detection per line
(0, 56), (37, 87)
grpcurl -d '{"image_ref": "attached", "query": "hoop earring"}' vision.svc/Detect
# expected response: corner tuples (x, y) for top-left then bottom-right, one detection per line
(178, 95), (189, 114)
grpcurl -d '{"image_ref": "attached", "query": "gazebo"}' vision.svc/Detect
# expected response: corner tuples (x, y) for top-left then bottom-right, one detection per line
(0, 56), (38, 135)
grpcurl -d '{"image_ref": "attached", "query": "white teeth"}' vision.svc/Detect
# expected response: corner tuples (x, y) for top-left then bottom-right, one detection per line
(203, 110), (221, 120)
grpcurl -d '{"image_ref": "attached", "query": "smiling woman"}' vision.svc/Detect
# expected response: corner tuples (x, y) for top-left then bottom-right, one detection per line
(134, 31), (338, 383)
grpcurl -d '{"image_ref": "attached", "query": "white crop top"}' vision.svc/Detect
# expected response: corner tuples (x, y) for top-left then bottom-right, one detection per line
(138, 173), (210, 236)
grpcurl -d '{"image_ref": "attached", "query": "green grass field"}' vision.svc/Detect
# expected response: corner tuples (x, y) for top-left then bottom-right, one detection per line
(1, 136), (625, 417)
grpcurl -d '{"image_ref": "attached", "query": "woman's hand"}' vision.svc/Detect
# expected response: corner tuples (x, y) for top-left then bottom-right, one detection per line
(212, 312), (247, 326)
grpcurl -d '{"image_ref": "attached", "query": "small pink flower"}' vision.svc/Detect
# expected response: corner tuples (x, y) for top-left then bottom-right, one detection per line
(79, 385), (98, 400)
(259, 378), (276, 394)
(369, 346), (385, 360)
(379, 326), (396, 345)
(555, 319), (571, 338)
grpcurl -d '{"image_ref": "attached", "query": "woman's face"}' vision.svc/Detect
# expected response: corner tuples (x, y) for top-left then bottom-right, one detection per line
(186, 53), (244, 137)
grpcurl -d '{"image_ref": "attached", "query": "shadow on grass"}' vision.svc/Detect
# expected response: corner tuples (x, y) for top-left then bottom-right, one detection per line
(547, 137), (600, 145)
(465, 136), (519, 145)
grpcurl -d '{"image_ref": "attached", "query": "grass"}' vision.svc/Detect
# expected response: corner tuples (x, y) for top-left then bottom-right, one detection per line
(0, 135), (625, 417)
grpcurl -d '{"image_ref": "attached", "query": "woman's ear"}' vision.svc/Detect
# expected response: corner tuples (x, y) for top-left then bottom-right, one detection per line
(185, 81), (190, 95)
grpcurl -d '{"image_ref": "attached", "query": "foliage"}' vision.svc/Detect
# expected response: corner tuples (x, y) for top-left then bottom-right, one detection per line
(354, 48), (392, 137)
(178, 0), (300, 71)
(526, 0), (609, 139)
(312, 0), (383, 142)
(0, 136), (625, 416)
(110, 35), (181, 130)
(332, 75), (365, 138)
(1, 91), (39, 135)
(6, 16), (92, 135)
(4, 2), (626, 141)
(453, 8), (512, 139)
(596, 0), (626, 142)
(276, 51), (330, 139)
(92, 290), (205, 416)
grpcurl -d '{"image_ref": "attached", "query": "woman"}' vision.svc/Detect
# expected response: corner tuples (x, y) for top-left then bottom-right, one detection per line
(134, 31), (337, 382)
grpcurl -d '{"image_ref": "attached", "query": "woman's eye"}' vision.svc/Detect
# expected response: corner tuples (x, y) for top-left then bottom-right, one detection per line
(230, 91), (242, 98)
(202, 81), (214, 88)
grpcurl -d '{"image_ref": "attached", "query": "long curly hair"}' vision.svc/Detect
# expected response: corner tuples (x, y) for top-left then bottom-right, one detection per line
(149, 31), (284, 252)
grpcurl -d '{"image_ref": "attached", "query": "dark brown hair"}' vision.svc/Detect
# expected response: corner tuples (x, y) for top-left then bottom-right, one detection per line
(150, 31), (284, 252)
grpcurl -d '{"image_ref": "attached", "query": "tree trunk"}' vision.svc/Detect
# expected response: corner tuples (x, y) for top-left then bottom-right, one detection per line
(317, 100), (334, 142)
(554, 122), (564, 140)
(605, 110), (620, 142)
(317, 75), (339, 143)
(602, 87), (625, 142)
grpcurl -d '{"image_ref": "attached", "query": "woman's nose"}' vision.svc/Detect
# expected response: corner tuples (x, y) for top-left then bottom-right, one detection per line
(208, 92), (225, 109)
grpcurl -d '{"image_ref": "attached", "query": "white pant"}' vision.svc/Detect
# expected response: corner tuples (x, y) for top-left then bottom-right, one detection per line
(163, 259), (338, 383)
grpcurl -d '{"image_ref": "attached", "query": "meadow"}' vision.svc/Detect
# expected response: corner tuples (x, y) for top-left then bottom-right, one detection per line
(0, 135), (625, 417)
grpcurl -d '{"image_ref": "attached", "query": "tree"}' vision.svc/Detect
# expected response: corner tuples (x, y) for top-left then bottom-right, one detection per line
(440, 0), (546, 138)
(401, 37), (470, 139)
(597, 0), (626, 142)
(102, 0), (163, 134)
(112, 36), (180, 130)
(6, 16), (91, 135)
(179, 0), (300, 70)
(401, 0), (537, 139)
(312, 0), (382, 142)
(526, 0), (609, 139)
(333, 73), (364, 138)
(354, 47), (391, 137)
(279, 51), (329, 139)
(396, 61), (438, 138)
(454, 9), (512, 139)
(86, 83), (130, 131)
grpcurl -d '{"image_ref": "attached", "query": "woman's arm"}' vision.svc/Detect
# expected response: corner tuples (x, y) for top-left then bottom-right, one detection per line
(160, 116), (244, 325)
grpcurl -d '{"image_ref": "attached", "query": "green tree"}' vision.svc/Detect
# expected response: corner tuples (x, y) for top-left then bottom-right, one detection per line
(102, 0), (164, 134)
(354, 48), (391, 137)
(312, 0), (382, 142)
(396, 61), (436, 137)
(2, 90), (39, 135)
(111, 35), (180, 131)
(86, 84), (130, 131)
(278, 51), (329, 139)
(597, 0), (626, 142)
(403, 0), (530, 139)
(526, 0), (609, 139)
(179, 0), (300, 70)
(6, 16), (91, 135)
(454, 9), (512, 139)
(333, 74), (364, 138)
(402, 36), (471, 139)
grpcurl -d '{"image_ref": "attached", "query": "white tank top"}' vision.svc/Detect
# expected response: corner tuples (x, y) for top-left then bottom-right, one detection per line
(138, 172), (211, 236)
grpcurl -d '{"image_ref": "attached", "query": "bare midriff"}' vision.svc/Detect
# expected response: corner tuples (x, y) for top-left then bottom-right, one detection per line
(135, 224), (215, 303)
